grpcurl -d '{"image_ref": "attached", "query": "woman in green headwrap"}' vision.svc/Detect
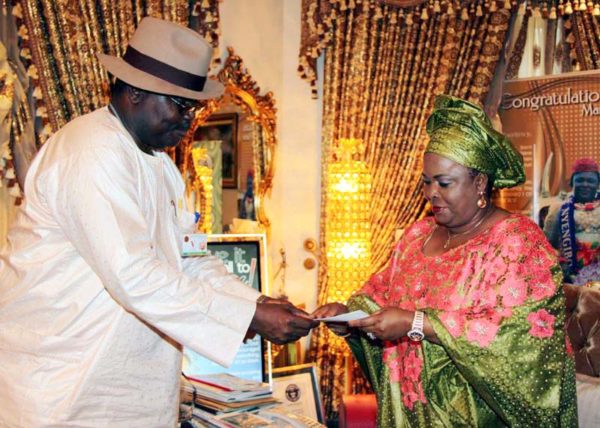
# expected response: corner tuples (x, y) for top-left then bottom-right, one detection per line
(313, 95), (578, 427)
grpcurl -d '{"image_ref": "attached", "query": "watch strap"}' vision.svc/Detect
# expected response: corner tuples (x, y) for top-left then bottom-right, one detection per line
(412, 310), (424, 330)
(407, 310), (425, 341)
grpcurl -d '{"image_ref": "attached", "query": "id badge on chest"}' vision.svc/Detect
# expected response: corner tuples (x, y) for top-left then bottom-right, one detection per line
(182, 233), (209, 257)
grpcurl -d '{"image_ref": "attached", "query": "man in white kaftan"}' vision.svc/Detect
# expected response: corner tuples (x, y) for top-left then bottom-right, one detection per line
(0, 18), (315, 427)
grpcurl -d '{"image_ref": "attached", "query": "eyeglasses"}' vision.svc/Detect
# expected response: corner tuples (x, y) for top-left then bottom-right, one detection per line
(168, 96), (202, 116)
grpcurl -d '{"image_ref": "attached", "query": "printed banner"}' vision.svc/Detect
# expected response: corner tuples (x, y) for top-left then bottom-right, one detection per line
(499, 69), (600, 221)
(500, 70), (600, 286)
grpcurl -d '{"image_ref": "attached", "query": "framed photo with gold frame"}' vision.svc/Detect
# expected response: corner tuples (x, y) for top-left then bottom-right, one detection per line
(271, 363), (325, 423)
(194, 113), (238, 188)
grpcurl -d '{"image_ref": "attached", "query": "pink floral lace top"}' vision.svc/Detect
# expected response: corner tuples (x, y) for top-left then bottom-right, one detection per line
(358, 213), (566, 411)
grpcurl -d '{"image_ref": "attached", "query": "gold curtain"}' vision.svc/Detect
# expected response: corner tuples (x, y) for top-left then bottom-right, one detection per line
(190, 0), (221, 64)
(11, 0), (192, 142)
(301, 0), (512, 417)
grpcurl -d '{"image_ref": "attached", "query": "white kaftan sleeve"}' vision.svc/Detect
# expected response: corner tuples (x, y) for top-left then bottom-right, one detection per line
(40, 146), (256, 367)
(181, 256), (262, 302)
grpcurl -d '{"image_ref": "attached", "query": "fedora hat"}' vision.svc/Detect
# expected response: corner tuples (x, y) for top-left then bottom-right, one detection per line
(99, 17), (223, 100)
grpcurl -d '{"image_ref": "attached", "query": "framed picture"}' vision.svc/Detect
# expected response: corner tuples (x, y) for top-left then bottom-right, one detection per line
(271, 363), (325, 423)
(194, 113), (238, 188)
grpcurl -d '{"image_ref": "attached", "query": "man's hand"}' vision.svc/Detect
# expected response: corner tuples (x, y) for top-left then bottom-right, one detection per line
(249, 301), (318, 344)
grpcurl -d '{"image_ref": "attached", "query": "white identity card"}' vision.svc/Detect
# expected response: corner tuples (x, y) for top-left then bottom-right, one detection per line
(181, 233), (208, 257)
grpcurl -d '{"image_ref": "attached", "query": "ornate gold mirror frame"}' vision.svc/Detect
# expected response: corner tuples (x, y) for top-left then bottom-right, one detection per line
(175, 47), (277, 238)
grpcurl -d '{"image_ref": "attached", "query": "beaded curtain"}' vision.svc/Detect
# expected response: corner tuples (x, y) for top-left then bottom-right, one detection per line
(10, 0), (221, 144)
(565, 5), (600, 69)
(301, 0), (512, 417)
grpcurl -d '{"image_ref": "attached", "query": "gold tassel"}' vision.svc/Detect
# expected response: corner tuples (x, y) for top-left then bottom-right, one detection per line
(594, 3), (600, 15)
(565, 1), (573, 14)
(406, 13), (414, 25)
(461, 7), (469, 19)
(549, 6), (557, 18)
(505, 0), (512, 10)
(569, 49), (578, 60)
(476, 4), (483, 15)
(447, 2), (455, 15)
(434, 0), (441, 13)
(374, 5), (383, 19)
(421, 7), (429, 20)
(490, 1), (498, 12)
(580, 0), (588, 10)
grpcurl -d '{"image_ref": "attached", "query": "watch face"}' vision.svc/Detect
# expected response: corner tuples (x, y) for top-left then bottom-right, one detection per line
(407, 329), (425, 342)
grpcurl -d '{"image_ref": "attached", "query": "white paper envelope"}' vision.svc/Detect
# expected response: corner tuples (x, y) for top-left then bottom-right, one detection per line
(316, 310), (369, 323)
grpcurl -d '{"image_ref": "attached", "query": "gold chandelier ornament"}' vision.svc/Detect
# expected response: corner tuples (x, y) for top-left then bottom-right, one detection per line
(325, 138), (372, 345)
(326, 138), (372, 302)
(309, 137), (373, 415)
(189, 146), (213, 233)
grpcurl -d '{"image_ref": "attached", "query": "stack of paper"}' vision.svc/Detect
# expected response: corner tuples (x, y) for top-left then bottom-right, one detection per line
(191, 407), (275, 428)
(181, 373), (278, 415)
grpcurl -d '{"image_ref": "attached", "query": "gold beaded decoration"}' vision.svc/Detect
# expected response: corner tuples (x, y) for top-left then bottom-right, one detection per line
(189, 146), (213, 233)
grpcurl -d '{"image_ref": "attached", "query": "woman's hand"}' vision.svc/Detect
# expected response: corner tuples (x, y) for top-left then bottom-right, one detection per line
(349, 307), (413, 341)
(311, 302), (349, 319)
(311, 303), (350, 337)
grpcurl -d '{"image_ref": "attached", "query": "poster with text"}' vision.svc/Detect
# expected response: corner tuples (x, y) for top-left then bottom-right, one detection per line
(182, 240), (265, 382)
(499, 70), (600, 223)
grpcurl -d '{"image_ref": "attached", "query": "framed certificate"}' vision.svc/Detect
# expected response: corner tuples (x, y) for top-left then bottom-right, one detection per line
(271, 363), (325, 424)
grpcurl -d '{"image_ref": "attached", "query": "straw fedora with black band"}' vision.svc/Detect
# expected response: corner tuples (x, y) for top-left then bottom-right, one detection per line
(98, 17), (224, 100)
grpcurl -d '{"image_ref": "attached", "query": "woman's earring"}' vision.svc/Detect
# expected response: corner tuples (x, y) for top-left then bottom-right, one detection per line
(477, 191), (487, 209)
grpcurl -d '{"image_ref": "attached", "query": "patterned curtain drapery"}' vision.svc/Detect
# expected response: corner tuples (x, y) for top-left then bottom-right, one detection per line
(11, 0), (192, 143)
(302, 0), (513, 417)
(190, 0), (221, 64)
(565, 7), (600, 70)
(500, 0), (600, 78)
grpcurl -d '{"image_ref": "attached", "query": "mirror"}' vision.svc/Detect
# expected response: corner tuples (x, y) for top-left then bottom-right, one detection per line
(174, 48), (276, 238)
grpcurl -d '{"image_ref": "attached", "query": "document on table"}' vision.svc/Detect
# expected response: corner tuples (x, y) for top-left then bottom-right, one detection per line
(316, 310), (369, 323)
